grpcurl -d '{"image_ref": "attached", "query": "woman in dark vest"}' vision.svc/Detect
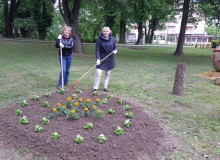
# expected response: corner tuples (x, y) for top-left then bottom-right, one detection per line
(92, 26), (117, 92)
(55, 25), (74, 89)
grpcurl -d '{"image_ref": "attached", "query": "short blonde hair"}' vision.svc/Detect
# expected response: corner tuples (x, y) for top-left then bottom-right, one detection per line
(102, 26), (111, 33)
(60, 25), (72, 34)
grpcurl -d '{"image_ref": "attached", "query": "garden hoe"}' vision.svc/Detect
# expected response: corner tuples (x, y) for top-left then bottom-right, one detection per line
(69, 52), (114, 91)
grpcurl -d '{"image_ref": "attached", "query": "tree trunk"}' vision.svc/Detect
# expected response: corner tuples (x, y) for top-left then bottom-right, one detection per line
(172, 63), (187, 95)
(118, 19), (126, 44)
(104, 15), (115, 30)
(149, 18), (157, 44)
(60, 0), (84, 54)
(173, 0), (190, 56)
(135, 21), (143, 45)
(3, 0), (21, 38)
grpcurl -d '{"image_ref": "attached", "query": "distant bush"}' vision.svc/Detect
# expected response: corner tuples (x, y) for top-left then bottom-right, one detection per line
(211, 40), (219, 48)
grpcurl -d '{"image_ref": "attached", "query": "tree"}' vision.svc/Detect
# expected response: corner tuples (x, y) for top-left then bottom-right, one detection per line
(173, 0), (190, 56)
(31, 0), (55, 40)
(58, 0), (84, 54)
(3, 0), (21, 38)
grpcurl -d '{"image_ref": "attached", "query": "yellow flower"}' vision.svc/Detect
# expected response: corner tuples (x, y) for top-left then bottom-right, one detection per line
(74, 102), (79, 107)
(92, 105), (97, 109)
(79, 98), (83, 102)
(84, 107), (89, 111)
(62, 105), (66, 109)
(56, 102), (61, 107)
(52, 108), (57, 112)
(66, 97), (72, 101)
(86, 99), (91, 103)
(96, 98), (100, 102)
(70, 109), (75, 113)
(97, 109), (101, 113)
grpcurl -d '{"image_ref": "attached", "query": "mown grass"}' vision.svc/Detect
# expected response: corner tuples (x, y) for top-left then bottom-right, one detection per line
(0, 40), (220, 159)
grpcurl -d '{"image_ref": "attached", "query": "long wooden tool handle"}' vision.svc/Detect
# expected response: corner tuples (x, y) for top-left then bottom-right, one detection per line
(75, 52), (114, 82)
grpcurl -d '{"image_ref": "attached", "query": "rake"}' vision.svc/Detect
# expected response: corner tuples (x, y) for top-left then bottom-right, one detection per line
(69, 52), (114, 91)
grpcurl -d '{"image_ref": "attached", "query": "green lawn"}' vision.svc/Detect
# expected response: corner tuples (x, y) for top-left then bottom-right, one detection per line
(0, 40), (220, 159)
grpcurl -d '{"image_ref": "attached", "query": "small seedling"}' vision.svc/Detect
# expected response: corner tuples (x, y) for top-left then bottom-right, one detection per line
(15, 109), (23, 115)
(97, 134), (107, 144)
(114, 126), (124, 135)
(84, 122), (93, 129)
(125, 112), (134, 118)
(21, 100), (28, 107)
(74, 134), (84, 144)
(51, 132), (60, 139)
(124, 119), (132, 127)
(19, 116), (29, 124)
(35, 125), (44, 132)
(108, 108), (115, 114)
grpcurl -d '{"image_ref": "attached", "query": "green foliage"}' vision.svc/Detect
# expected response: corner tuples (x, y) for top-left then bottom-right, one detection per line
(15, 109), (23, 116)
(97, 134), (107, 144)
(74, 134), (84, 144)
(114, 126), (124, 135)
(19, 116), (29, 124)
(35, 125), (44, 132)
(211, 40), (218, 48)
(51, 132), (60, 139)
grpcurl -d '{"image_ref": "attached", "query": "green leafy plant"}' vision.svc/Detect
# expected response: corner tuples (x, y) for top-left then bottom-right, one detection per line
(83, 107), (89, 117)
(96, 109), (105, 119)
(97, 134), (107, 144)
(102, 98), (108, 104)
(95, 98), (101, 106)
(114, 126), (124, 135)
(35, 125), (44, 132)
(71, 94), (78, 99)
(84, 122), (93, 129)
(66, 96), (73, 108)
(75, 89), (82, 93)
(42, 101), (50, 107)
(123, 105), (132, 110)
(42, 117), (50, 125)
(58, 88), (65, 95)
(92, 91), (99, 96)
(68, 109), (79, 120)
(51, 132), (60, 139)
(33, 95), (40, 101)
(124, 119), (132, 127)
(107, 94), (113, 99)
(74, 134), (84, 144)
(19, 116), (29, 124)
(45, 93), (52, 98)
(125, 112), (134, 118)
(108, 108), (115, 114)
(15, 109), (23, 115)
(21, 100), (28, 107)
(118, 98), (124, 105)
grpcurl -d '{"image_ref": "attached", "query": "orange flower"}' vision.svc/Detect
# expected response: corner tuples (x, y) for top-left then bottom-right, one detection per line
(84, 107), (89, 111)
(56, 102), (61, 107)
(97, 109), (101, 113)
(70, 109), (75, 113)
(66, 97), (72, 101)
(74, 102), (79, 107)
(52, 108), (57, 112)
(86, 99), (91, 103)
(92, 105), (97, 109)
(79, 98), (83, 102)
(95, 98), (100, 102)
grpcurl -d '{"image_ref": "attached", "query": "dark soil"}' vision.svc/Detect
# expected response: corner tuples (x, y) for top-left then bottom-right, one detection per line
(0, 90), (178, 160)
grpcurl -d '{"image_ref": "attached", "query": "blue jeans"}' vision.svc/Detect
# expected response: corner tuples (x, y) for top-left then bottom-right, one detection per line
(58, 54), (73, 87)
